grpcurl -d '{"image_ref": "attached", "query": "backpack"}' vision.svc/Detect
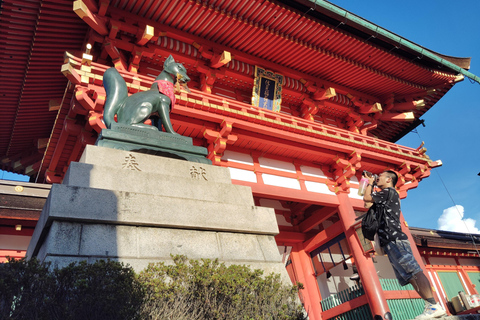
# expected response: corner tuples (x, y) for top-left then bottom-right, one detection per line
(361, 188), (393, 241)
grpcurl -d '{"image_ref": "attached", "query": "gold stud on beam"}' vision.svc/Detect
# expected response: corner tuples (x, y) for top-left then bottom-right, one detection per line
(82, 43), (93, 66)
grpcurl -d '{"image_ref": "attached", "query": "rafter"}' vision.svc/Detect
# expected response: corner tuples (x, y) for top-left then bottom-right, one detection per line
(391, 99), (426, 112)
(380, 111), (415, 122)
(91, 7), (383, 104)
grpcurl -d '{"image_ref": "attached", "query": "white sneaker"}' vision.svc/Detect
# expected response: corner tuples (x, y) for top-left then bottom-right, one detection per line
(414, 302), (447, 319)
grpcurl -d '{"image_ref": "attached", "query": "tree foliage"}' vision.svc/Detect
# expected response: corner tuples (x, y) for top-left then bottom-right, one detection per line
(0, 256), (305, 320)
(0, 258), (143, 320)
(138, 256), (306, 320)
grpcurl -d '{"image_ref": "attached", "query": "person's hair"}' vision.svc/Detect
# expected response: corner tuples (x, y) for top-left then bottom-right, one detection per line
(384, 170), (398, 187)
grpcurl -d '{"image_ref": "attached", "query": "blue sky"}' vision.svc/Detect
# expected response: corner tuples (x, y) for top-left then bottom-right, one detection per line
(2, 0), (479, 232)
(332, 0), (480, 232)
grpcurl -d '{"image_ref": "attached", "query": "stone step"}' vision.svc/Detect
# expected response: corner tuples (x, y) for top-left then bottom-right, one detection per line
(28, 183), (278, 253)
(78, 145), (231, 183)
(34, 220), (281, 264)
(63, 161), (255, 207)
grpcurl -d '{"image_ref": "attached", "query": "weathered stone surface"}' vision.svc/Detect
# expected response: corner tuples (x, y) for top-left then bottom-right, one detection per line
(35, 221), (82, 261)
(27, 145), (289, 284)
(26, 183), (277, 244)
(77, 144), (229, 182)
(63, 162), (254, 206)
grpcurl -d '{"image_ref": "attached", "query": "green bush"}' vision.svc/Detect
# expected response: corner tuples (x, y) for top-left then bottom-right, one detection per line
(138, 255), (306, 320)
(0, 256), (305, 320)
(0, 258), (143, 320)
(0, 258), (55, 319)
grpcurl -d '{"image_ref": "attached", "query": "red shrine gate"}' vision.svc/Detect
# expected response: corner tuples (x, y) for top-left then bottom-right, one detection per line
(58, 50), (439, 318)
(1, 0), (477, 319)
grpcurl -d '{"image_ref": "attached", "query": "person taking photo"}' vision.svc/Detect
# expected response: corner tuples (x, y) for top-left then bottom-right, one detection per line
(363, 170), (446, 319)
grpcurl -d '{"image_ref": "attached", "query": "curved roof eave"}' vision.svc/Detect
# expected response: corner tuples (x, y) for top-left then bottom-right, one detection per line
(296, 0), (479, 84)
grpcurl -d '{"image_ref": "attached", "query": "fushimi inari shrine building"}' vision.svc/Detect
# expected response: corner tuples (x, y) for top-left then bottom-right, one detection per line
(1, 0), (479, 319)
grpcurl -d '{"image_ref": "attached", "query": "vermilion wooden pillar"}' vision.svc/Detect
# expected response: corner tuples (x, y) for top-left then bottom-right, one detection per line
(290, 243), (323, 319)
(399, 213), (445, 305)
(399, 213), (425, 270)
(336, 192), (391, 319)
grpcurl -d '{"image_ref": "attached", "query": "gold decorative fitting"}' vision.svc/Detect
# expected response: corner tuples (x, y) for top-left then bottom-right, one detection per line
(14, 186), (24, 192)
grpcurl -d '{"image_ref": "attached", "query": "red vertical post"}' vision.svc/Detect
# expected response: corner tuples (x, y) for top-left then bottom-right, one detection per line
(399, 213), (426, 270)
(290, 243), (323, 319)
(456, 261), (477, 295)
(399, 213), (445, 304)
(336, 192), (390, 319)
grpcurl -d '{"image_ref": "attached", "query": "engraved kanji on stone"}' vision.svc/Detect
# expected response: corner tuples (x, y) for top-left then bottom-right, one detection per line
(190, 166), (207, 180)
(122, 154), (141, 171)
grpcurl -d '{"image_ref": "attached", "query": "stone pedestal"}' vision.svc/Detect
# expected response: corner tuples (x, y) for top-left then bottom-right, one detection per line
(27, 145), (288, 281)
(95, 123), (211, 164)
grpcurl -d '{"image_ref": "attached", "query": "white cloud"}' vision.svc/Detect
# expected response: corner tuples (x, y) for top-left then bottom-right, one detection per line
(437, 205), (480, 234)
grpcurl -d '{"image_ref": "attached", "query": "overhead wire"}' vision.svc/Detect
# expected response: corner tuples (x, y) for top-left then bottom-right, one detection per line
(411, 128), (480, 256)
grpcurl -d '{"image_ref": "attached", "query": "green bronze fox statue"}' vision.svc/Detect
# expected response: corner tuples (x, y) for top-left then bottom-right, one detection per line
(102, 55), (190, 134)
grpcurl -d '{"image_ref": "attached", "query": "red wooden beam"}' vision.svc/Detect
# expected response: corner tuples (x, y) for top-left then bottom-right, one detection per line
(275, 231), (306, 244)
(380, 111), (415, 122)
(299, 206), (338, 233)
(0, 226), (34, 237)
(73, 0), (108, 36)
(303, 220), (344, 253)
(233, 180), (340, 207)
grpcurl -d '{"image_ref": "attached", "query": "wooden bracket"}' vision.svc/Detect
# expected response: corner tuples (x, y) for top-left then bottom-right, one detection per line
(312, 87), (336, 100)
(210, 51), (231, 68)
(392, 99), (426, 111)
(73, 0), (108, 36)
(331, 151), (362, 192)
(104, 42), (127, 70)
(203, 120), (238, 165)
(380, 111), (415, 121)
(136, 25), (154, 46)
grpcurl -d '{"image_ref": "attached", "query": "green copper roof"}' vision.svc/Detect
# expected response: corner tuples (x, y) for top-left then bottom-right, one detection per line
(307, 0), (480, 84)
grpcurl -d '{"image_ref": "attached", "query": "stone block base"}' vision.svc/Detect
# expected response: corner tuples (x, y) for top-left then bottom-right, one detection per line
(27, 145), (289, 283)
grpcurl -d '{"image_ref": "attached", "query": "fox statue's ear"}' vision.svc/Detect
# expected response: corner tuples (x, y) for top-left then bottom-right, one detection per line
(164, 55), (175, 68)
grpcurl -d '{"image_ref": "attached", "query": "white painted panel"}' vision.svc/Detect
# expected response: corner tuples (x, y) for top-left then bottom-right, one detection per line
(349, 188), (363, 200)
(263, 174), (301, 189)
(222, 150), (254, 165)
(228, 167), (257, 183)
(304, 181), (336, 195)
(300, 165), (327, 178)
(259, 157), (296, 173)
(0, 235), (31, 250)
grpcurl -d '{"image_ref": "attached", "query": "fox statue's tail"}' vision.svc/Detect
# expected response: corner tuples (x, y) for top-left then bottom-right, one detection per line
(102, 68), (128, 129)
